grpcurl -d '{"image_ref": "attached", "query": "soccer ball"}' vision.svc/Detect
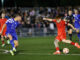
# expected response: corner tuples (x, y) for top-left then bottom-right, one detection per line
(63, 48), (69, 54)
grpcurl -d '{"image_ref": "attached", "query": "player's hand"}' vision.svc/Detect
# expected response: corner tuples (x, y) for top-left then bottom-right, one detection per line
(74, 28), (76, 30)
(43, 18), (47, 20)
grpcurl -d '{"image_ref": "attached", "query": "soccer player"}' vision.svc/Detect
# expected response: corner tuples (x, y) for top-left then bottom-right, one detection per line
(0, 12), (8, 47)
(43, 16), (80, 55)
(73, 9), (80, 42)
(0, 14), (22, 56)
(66, 10), (74, 40)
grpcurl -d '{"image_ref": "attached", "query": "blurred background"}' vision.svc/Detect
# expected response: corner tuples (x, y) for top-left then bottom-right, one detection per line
(0, 0), (80, 7)
(0, 0), (80, 37)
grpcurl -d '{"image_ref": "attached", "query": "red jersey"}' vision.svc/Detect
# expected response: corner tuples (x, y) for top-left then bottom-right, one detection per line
(0, 18), (7, 36)
(53, 20), (66, 41)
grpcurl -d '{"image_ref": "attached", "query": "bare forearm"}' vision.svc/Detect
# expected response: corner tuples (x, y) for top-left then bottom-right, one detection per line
(43, 18), (53, 21)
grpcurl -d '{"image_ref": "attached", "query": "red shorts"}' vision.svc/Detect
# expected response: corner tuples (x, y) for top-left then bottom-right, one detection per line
(55, 34), (66, 41)
(0, 29), (6, 36)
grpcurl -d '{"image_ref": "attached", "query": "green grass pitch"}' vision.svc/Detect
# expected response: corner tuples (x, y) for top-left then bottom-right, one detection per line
(0, 35), (80, 60)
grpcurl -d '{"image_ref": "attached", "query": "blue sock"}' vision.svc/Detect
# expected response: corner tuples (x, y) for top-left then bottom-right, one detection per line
(10, 40), (15, 50)
(77, 33), (80, 42)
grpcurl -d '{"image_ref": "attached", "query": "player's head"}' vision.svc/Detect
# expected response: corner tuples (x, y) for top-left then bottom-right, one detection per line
(14, 14), (22, 22)
(56, 15), (62, 23)
(74, 9), (78, 14)
(68, 10), (72, 16)
(1, 12), (6, 18)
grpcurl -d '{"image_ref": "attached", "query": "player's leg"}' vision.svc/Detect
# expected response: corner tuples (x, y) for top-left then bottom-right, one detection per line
(8, 34), (16, 56)
(62, 39), (80, 48)
(14, 40), (18, 48)
(12, 33), (18, 52)
(5, 36), (10, 44)
(53, 36), (61, 55)
(68, 29), (73, 40)
(1, 35), (5, 47)
(8, 34), (15, 49)
(53, 39), (61, 54)
(3, 31), (10, 44)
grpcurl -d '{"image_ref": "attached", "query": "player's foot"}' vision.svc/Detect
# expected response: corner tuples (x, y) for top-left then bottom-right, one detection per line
(13, 48), (16, 52)
(10, 50), (14, 56)
(7, 40), (10, 44)
(1, 44), (5, 47)
(75, 43), (80, 48)
(53, 51), (61, 55)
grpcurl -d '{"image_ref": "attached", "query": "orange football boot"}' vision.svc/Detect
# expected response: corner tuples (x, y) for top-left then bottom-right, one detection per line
(53, 51), (61, 55)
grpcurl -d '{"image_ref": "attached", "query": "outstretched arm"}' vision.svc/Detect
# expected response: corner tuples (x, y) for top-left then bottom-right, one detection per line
(43, 18), (55, 22)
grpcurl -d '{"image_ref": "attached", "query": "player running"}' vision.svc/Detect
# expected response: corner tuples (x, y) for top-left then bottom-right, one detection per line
(0, 12), (9, 47)
(43, 16), (80, 55)
(65, 10), (74, 40)
(73, 9), (80, 42)
(0, 14), (22, 56)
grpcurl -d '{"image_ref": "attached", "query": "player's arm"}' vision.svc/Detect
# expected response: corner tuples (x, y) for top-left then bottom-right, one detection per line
(67, 23), (76, 30)
(64, 17), (69, 22)
(0, 24), (6, 35)
(43, 18), (55, 22)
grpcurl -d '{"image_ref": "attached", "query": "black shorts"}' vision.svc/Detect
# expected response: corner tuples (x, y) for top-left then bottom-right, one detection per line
(67, 23), (73, 30)
(67, 26), (72, 30)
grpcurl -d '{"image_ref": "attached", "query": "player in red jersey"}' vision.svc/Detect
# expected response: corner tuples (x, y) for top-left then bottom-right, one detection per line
(0, 12), (9, 47)
(43, 16), (80, 55)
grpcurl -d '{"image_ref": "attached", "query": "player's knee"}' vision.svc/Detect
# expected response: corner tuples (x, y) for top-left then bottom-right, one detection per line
(8, 34), (12, 40)
(14, 41), (19, 47)
(15, 43), (18, 47)
(62, 39), (66, 43)
(54, 40), (59, 44)
(69, 31), (72, 34)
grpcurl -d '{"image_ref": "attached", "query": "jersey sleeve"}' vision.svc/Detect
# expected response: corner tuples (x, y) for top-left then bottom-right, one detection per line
(62, 20), (67, 25)
(52, 19), (56, 22)
(6, 19), (12, 24)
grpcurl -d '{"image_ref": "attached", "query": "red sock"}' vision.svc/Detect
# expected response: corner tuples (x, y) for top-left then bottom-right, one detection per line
(56, 47), (60, 51)
(71, 42), (75, 45)
(2, 41), (5, 44)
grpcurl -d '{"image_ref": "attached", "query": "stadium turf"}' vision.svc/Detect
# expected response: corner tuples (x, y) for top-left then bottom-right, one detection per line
(0, 35), (80, 60)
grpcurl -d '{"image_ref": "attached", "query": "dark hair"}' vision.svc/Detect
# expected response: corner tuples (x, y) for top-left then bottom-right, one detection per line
(68, 9), (72, 12)
(56, 14), (64, 19)
(1, 12), (6, 14)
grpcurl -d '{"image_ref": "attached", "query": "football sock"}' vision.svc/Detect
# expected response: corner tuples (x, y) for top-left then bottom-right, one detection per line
(69, 34), (72, 40)
(71, 42), (75, 45)
(2, 40), (5, 44)
(56, 47), (60, 51)
(10, 40), (15, 50)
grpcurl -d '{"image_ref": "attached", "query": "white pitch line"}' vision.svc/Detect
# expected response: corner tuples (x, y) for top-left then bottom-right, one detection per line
(19, 53), (51, 55)
(18, 53), (80, 56)
(0, 52), (80, 56)
(0, 49), (80, 56)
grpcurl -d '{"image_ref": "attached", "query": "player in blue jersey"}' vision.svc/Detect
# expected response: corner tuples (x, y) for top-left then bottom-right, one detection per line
(0, 14), (22, 56)
(73, 9), (80, 42)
